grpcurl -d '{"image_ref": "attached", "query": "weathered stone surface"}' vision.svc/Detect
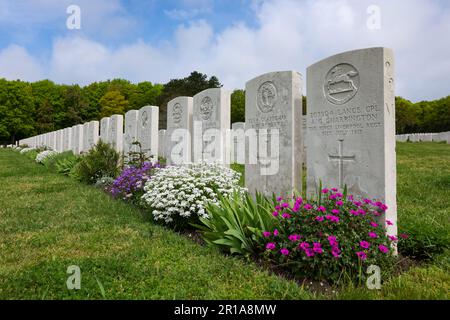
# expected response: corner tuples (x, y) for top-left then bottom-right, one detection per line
(166, 97), (193, 164)
(192, 88), (231, 164)
(72, 124), (84, 154)
(245, 71), (303, 197)
(110, 115), (124, 153)
(100, 117), (110, 143)
(158, 129), (166, 159)
(63, 127), (72, 151)
(231, 122), (245, 164)
(138, 106), (159, 158)
(124, 110), (139, 160)
(306, 47), (397, 236)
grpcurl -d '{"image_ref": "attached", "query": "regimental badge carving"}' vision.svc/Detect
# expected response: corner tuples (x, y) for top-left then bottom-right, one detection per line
(141, 111), (148, 127)
(257, 81), (277, 113)
(172, 103), (182, 125)
(324, 63), (360, 105)
(200, 96), (214, 121)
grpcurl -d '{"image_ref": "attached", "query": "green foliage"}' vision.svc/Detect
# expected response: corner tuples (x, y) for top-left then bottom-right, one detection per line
(43, 151), (77, 172)
(99, 90), (129, 118)
(231, 90), (245, 123)
(54, 153), (80, 176)
(196, 192), (276, 257)
(125, 141), (152, 168)
(71, 140), (121, 184)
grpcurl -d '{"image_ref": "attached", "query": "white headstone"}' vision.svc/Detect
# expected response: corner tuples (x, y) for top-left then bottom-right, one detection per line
(245, 71), (303, 197)
(100, 117), (110, 143)
(87, 120), (99, 150)
(72, 124), (84, 154)
(82, 123), (90, 152)
(231, 122), (245, 164)
(192, 88), (231, 164)
(158, 129), (166, 159)
(63, 127), (72, 152)
(166, 97), (193, 164)
(110, 115), (124, 153)
(124, 110), (139, 160)
(306, 47), (397, 236)
(138, 106), (159, 159)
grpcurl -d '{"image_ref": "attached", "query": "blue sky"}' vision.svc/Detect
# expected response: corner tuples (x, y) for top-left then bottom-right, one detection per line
(0, 0), (449, 102)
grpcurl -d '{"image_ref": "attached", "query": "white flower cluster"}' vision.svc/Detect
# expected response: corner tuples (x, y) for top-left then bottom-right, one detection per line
(20, 147), (36, 154)
(141, 163), (246, 224)
(35, 150), (58, 163)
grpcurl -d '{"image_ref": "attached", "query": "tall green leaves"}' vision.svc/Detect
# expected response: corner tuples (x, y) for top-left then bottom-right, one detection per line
(196, 192), (276, 257)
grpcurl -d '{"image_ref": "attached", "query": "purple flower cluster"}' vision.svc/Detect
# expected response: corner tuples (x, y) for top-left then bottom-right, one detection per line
(109, 162), (162, 200)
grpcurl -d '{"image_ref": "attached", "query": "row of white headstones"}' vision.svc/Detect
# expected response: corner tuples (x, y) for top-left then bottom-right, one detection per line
(19, 47), (397, 237)
(396, 132), (450, 143)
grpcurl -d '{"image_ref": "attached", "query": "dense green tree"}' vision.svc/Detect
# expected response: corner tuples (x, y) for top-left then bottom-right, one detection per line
(0, 80), (35, 143)
(99, 90), (129, 118)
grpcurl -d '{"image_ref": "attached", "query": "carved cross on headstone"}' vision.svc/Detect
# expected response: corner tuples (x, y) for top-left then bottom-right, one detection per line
(328, 139), (355, 188)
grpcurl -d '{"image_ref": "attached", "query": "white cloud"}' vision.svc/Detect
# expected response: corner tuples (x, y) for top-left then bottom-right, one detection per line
(0, 45), (44, 81)
(1, 0), (449, 101)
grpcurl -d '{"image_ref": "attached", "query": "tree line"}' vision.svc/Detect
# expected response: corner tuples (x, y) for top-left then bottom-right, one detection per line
(0, 71), (449, 144)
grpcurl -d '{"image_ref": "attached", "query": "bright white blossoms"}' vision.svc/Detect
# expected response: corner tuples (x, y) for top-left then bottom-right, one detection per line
(141, 162), (246, 224)
(35, 150), (58, 163)
(20, 147), (36, 154)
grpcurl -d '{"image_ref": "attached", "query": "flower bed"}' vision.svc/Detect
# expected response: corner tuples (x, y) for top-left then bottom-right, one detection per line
(141, 162), (246, 226)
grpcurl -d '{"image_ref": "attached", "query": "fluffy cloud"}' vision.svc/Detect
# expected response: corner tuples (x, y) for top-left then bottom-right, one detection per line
(0, 45), (44, 81)
(1, 0), (449, 101)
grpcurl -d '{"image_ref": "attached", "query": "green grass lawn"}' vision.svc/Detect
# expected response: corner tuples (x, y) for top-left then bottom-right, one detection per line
(0, 142), (449, 299)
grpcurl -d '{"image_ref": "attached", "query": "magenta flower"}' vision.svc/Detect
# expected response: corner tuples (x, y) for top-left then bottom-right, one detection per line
(292, 203), (300, 212)
(359, 241), (370, 249)
(327, 236), (337, 245)
(266, 242), (276, 250)
(313, 242), (323, 254)
(357, 209), (366, 215)
(282, 213), (291, 219)
(316, 216), (325, 222)
(386, 220), (393, 226)
(317, 206), (326, 212)
(347, 195), (354, 201)
(275, 205), (281, 211)
(368, 232), (378, 239)
(378, 244), (389, 253)
(331, 248), (341, 258)
(350, 209), (359, 216)
(356, 251), (367, 260)
(331, 209), (340, 214)
(331, 188), (338, 192)
(299, 242), (310, 250)
(336, 200), (344, 206)
(295, 197), (303, 204)
(370, 222), (379, 228)
(304, 204), (313, 210)
(335, 193), (343, 198)
(400, 233), (409, 239)
(322, 188), (329, 194)
(388, 235), (398, 241)
(276, 196), (283, 202)
(380, 204), (388, 211)
(280, 248), (289, 256)
(329, 194), (338, 200)
(273, 229), (279, 236)
(363, 198), (372, 204)
(263, 231), (271, 238)
(281, 202), (290, 208)
(272, 211), (279, 217)
(288, 234), (300, 242)
(305, 248), (315, 257)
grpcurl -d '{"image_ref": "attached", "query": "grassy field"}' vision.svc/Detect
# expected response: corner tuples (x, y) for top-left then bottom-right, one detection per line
(0, 142), (449, 299)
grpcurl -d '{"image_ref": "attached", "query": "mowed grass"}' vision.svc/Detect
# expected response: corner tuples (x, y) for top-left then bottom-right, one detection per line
(1, 142), (449, 300)
(0, 150), (313, 299)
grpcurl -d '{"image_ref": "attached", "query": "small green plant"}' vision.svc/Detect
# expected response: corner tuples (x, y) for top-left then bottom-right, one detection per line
(71, 140), (121, 184)
(56, 154), (81, 176)
(94, 176), (115, 191)
(44, 151), (77, 172)
(195, 192), (276, 257)
(125, 141), (153, 168)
